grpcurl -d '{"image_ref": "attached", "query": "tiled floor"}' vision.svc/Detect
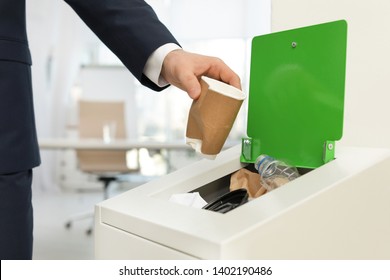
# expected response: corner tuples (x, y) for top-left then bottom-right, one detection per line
(31, 177), (144, 260)
(32, 189), (99, 259)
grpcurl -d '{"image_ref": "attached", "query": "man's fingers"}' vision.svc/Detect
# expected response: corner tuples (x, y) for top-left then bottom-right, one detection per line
(161, 49), (241, 99)
(205, 58), (242, 90)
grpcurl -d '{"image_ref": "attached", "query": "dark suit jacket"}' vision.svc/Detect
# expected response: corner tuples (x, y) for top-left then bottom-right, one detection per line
(0, 0), (179, 173)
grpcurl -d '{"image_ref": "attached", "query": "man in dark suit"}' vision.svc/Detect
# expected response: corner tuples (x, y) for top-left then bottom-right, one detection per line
(0, 0), (241, 259)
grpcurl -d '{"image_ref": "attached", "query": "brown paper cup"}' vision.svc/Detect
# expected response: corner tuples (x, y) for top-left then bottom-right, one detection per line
(186, 76), (245, 159)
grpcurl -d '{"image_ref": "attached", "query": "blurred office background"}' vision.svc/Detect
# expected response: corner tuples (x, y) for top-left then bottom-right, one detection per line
(30, 0), (270, 192)
(29, 0), (271, 259)
(28, 0), (390, 259)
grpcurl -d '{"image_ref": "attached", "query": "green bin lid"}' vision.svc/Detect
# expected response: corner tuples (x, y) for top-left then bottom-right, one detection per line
(241, 20), (348, 168)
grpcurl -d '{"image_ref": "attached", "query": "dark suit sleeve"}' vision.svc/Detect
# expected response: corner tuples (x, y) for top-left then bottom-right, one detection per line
(64, 0), (180, 91)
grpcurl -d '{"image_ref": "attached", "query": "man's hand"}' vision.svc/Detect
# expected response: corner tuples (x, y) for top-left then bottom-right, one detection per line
(161, 49), (242, 99)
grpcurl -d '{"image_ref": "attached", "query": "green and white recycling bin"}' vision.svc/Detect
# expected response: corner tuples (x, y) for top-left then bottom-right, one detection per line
(94, 21), (390, 259)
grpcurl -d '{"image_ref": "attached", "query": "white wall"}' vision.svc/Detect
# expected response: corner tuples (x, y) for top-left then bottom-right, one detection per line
(27, 0), (93, 138)
(164, 0), (270, 40)
(27, 0), (97, 191)
(271, 0), (390, 149)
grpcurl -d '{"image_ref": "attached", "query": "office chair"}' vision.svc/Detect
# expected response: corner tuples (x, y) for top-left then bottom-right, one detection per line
(64, 100), (138, 235)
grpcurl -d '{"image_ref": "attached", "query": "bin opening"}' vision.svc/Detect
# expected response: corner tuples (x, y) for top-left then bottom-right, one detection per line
(191, 164), (313, 214)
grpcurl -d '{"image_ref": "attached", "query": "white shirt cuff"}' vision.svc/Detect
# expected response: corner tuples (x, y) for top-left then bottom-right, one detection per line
(143, 43), (181, 88)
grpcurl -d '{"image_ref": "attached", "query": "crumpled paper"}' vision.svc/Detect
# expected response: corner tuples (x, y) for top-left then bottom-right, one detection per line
(169, 192), (207, 208)
(230, 168), (267, 198)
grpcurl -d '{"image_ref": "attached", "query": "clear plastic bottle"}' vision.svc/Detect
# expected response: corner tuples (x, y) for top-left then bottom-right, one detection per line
(254, 154), (300, 191)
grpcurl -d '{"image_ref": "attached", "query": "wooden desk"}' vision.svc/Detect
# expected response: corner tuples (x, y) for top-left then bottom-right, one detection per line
(38, 138), (194, 188)
(38, 138), (191, 151)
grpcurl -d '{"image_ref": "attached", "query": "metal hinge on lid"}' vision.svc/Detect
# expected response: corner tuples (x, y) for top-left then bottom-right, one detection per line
(323, 140), (336, 164)
(241, 138), (253, 162)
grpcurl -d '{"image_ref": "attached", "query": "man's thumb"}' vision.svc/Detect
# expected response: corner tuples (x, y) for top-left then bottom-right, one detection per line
(185, 77), (201, 99)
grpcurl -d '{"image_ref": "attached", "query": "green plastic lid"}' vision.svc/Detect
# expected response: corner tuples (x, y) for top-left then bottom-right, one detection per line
(241, 20), (348, 168)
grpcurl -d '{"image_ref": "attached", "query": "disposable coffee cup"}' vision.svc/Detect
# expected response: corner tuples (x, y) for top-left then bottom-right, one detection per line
(186, 76), (245, 159)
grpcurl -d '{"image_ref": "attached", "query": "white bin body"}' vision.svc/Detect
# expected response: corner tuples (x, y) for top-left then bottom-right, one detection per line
(95, 145), (390, 259)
